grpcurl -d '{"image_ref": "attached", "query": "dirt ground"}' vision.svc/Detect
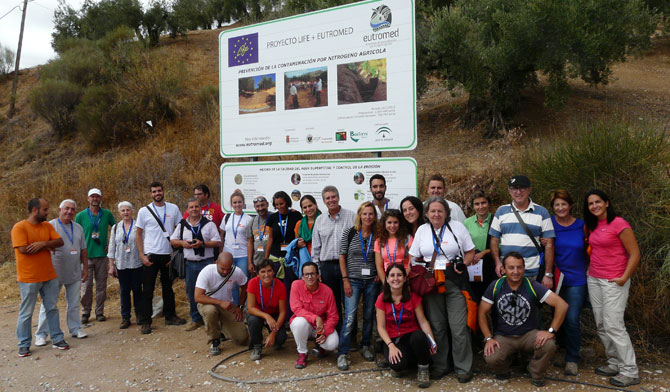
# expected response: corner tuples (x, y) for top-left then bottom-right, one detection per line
(284, 87), (328, 110)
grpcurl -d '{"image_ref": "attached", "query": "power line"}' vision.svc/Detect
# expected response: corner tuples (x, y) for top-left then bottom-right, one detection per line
(0, 5), (21, 21)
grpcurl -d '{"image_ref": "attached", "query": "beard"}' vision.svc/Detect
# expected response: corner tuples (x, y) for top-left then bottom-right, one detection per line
(152, 194), (164, 203)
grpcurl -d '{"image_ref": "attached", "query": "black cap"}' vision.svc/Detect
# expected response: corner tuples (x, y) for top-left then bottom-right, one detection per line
(508, 175), (531, 188)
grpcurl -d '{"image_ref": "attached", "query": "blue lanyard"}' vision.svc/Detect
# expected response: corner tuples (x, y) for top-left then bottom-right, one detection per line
(259, 278), (274, 312)
(385, 238), (398, 264)
(278, 213), (287, 242)
(122, 219), (134, 244)
(432, 224), (446, 254)
(152, 203), (166, 225)
(391, 302), (404, 327)
(385, 199), (389, 212)
(188, 220), (201, 239)
(359, 231), (373, 263)
(87, 208), (102, 232)
(258, 216), (267, 239)
(57, 218), (74, 245)
(231, 212), (244, 240)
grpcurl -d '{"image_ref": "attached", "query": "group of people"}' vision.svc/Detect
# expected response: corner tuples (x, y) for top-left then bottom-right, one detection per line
(11, 174), (641, 388)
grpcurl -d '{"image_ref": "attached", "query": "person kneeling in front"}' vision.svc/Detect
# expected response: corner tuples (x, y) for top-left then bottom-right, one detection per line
(194, 252), (250, 355)
(479, 252), (568, 387)
(290, 262), (339, 369)
(247, 259), (288, 360)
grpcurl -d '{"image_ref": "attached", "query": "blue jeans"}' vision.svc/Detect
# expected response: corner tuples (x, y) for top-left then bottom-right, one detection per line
(36, 280), (81, 338)
(17, 279), (64, 347)
(232, 256), (250, 306)
(338, 278), (376, 355)
(558, 284), (587, 363)
(118, 267), (143, 320)
(185, 259), (214, 322)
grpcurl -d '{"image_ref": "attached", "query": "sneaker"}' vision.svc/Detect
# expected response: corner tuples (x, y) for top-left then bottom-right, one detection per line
(361, 345), (374, 362)
(457, 372), (473, 383)
(72, 330), (88, 339)
(52, 340), (70, 350)
(119, 318), (131, 329)
(184, 320), (204, 331)
(295, 353), (307, 369)
(140, 324), (152, 335)
(311, 346), (327, 358)
(81, 314), (90, 324)
(565, 362), (578, 376)
(165, 316), (186, 326)
(18, 347), (31, 357)
(609, 375), (640, 387)
(210, 339), (221, 356)
(250, 345), (262, 361)
(417, 364), (431, 388)
(95, 314), (107, 322)
(530, 378), (546, 387)
(35, 335), (47, 346)
(595, 365), (619, 377)
(337, 354), (349, 370)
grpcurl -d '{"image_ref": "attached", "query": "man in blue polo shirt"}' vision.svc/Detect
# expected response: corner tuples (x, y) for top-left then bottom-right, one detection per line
(489, 175), (555, 289)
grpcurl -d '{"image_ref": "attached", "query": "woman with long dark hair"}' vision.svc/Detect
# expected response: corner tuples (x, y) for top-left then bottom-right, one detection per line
(400, 196), (425, 236)
(376, 264), (435, 388)
(583, 189), (641, 388)
(294, 195), (321, 255)
(374, 209), (413, 284)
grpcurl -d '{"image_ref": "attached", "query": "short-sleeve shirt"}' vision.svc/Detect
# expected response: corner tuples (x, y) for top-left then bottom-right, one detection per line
(463, 213), (492, 252)
(247, 277), (286, 315)
(340, 227), (376, 280)
(195, 264), (248, 302)
(171, 219), (221, 261)
(375, 292), (422, 338)
(11, 220), (60, 283)
(136, 202), (182, 255)
(220, 213), (253, 258)
(488, 201), (555, 271)
(183, 202), (225, 228)
(409, 222), (475, 270)
(588, 217), (632, 280)
(266, 210), (302, 257)
(107, 221), (142, 270)
(371, 198), (399, 218)
(552, 217), (587, 286)
(374, 236), (413, 272)
(75, 207), (115, 258)
(246, 215), (269, 266)
(49, 218), (86, 285)
(481, 278), (551, 336)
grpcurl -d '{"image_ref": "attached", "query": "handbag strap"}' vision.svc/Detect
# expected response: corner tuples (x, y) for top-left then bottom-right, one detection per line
(512, 208), (543, 254)
(206, 265), (236, 297)
(146, 204), (167, 233)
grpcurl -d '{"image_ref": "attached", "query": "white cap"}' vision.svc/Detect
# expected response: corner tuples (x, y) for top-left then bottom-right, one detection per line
(88, 188), (102, 197)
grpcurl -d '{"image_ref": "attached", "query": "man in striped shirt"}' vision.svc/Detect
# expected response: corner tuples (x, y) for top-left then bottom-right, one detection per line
(489, 175), (555, 289)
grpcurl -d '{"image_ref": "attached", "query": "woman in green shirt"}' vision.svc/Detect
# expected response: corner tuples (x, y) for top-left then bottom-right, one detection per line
(462, 191), (496, 303)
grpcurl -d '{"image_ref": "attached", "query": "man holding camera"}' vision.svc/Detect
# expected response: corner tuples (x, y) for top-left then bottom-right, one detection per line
(171, 198), (222, 331)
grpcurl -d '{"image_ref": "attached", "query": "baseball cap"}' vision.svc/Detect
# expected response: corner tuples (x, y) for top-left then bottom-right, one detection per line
(508, 175), (531, 188)
(88, 188), (102, 197)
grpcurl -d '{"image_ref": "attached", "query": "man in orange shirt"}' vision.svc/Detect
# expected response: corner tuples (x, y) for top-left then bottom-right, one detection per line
(11, 198), (68, 357)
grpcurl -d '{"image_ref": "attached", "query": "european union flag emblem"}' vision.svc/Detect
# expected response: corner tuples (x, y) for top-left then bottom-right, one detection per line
(228, 33), (259, 67)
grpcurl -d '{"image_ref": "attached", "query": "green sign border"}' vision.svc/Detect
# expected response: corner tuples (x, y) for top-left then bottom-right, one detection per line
(219, 0), (417, 158)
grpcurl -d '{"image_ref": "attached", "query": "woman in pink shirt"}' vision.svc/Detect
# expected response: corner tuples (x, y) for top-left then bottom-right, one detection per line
(375, 210), (413, 284)
(583, 189), (641, 388)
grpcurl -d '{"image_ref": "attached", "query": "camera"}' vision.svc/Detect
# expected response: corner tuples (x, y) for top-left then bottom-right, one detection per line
(453, 256), (466, 272)
(191, 239), (197, 245)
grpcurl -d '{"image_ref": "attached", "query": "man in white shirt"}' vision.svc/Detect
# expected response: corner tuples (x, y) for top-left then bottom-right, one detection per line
(194, 252), (250, 355)
(369, 174), (398, 217)
(171, 198), (222, 331)
(424, 174), (467, 223)
(135, 181), (185, 334)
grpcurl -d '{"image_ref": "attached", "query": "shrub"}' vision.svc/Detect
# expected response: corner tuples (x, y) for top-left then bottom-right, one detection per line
(41, 42), (106, 86)
(193, 84), (218, 126)
(29, 79), (83, 137)
(75, 85), (138, 148)
(0, 44), (15, 76)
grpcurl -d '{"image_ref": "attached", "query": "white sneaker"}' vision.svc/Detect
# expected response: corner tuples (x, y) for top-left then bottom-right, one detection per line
(72, 330), (88, 339)
(35, 335), (47, 346)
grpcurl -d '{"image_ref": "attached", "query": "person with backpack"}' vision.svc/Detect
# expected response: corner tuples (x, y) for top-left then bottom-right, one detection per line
(479, 251), (568, 387)
(375, 209), (413, 285)
(336, 202), (379, 370)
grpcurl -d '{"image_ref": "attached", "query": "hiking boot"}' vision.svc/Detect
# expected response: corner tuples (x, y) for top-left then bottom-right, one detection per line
(311, 346), (327, 358)
(565, 362), (578, 376)
(429, 369), (446, 380)
(35, 335), (47, 347)
(417, 364), (431, 388)
(210, 339), (221, 356)
(95, 314), (107, 322)
(391, 369), (408, 378)
(337, 354), (349, 370)
(250, 345), (262, 361)
(140, 324), (152, 334)
(457, 372), (473, 383)
(361, 345), (374, 362)
(609, 375), (640, 387)
(184, 320), (204, 331)
(530, 378), (546, 387)
(52, 340), (70, 350)
(595, 365), (619, 377)
(18, 347), (31, 357)
(295, 353), (307, 369)
(165, 316), (186, 326)
(81, 314), (90, 324)
(119, 318), (131, 329)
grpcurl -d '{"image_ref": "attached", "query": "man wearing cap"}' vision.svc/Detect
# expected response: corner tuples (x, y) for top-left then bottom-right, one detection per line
(246, 196), (270, 271)
(489, 175), (555, 288)
(75, 188), (116, 323)
(424, 174), (467, 223)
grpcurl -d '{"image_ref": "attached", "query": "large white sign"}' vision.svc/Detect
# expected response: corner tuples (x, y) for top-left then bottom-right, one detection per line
(220, 158), (417, 213)
(219, 0), (416, 157)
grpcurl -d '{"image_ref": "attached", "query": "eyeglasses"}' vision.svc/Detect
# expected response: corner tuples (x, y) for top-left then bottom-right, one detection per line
(253, 197), (267, 203)
(302, 272), (317, 277)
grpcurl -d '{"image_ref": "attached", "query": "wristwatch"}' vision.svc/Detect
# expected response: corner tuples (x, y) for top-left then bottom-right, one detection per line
(484, 336), (493, 343)
(544, 272), (554, 278)
(548, 327), (555, 334)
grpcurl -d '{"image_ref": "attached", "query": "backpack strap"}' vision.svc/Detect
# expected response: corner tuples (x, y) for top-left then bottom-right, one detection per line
(522, 277), (538, 302)
(347, 226), (356, 246)
(492, 276), (507, 301)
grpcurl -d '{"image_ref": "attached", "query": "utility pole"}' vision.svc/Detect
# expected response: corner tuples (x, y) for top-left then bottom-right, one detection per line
(8, 0), (28, 118)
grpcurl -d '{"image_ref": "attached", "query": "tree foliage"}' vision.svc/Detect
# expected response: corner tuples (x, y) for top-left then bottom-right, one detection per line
(0, 43), (15, 76)
(29, 80), (83, 137)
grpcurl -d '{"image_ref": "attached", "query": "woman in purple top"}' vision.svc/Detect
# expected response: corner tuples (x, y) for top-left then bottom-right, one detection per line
(549, 190), (587, 376)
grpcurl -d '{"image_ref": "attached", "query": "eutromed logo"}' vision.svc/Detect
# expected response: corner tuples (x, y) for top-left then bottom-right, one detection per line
(370, 5), (392, 31)
(228, 33), (259, 67)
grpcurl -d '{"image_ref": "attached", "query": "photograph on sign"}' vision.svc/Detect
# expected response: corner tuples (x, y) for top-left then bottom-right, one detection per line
(219, 0), (416, 157)
(220, 158), (417, 213)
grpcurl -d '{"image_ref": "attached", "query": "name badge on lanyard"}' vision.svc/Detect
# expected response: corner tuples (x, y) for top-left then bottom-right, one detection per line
(70, 249), (78, 255)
